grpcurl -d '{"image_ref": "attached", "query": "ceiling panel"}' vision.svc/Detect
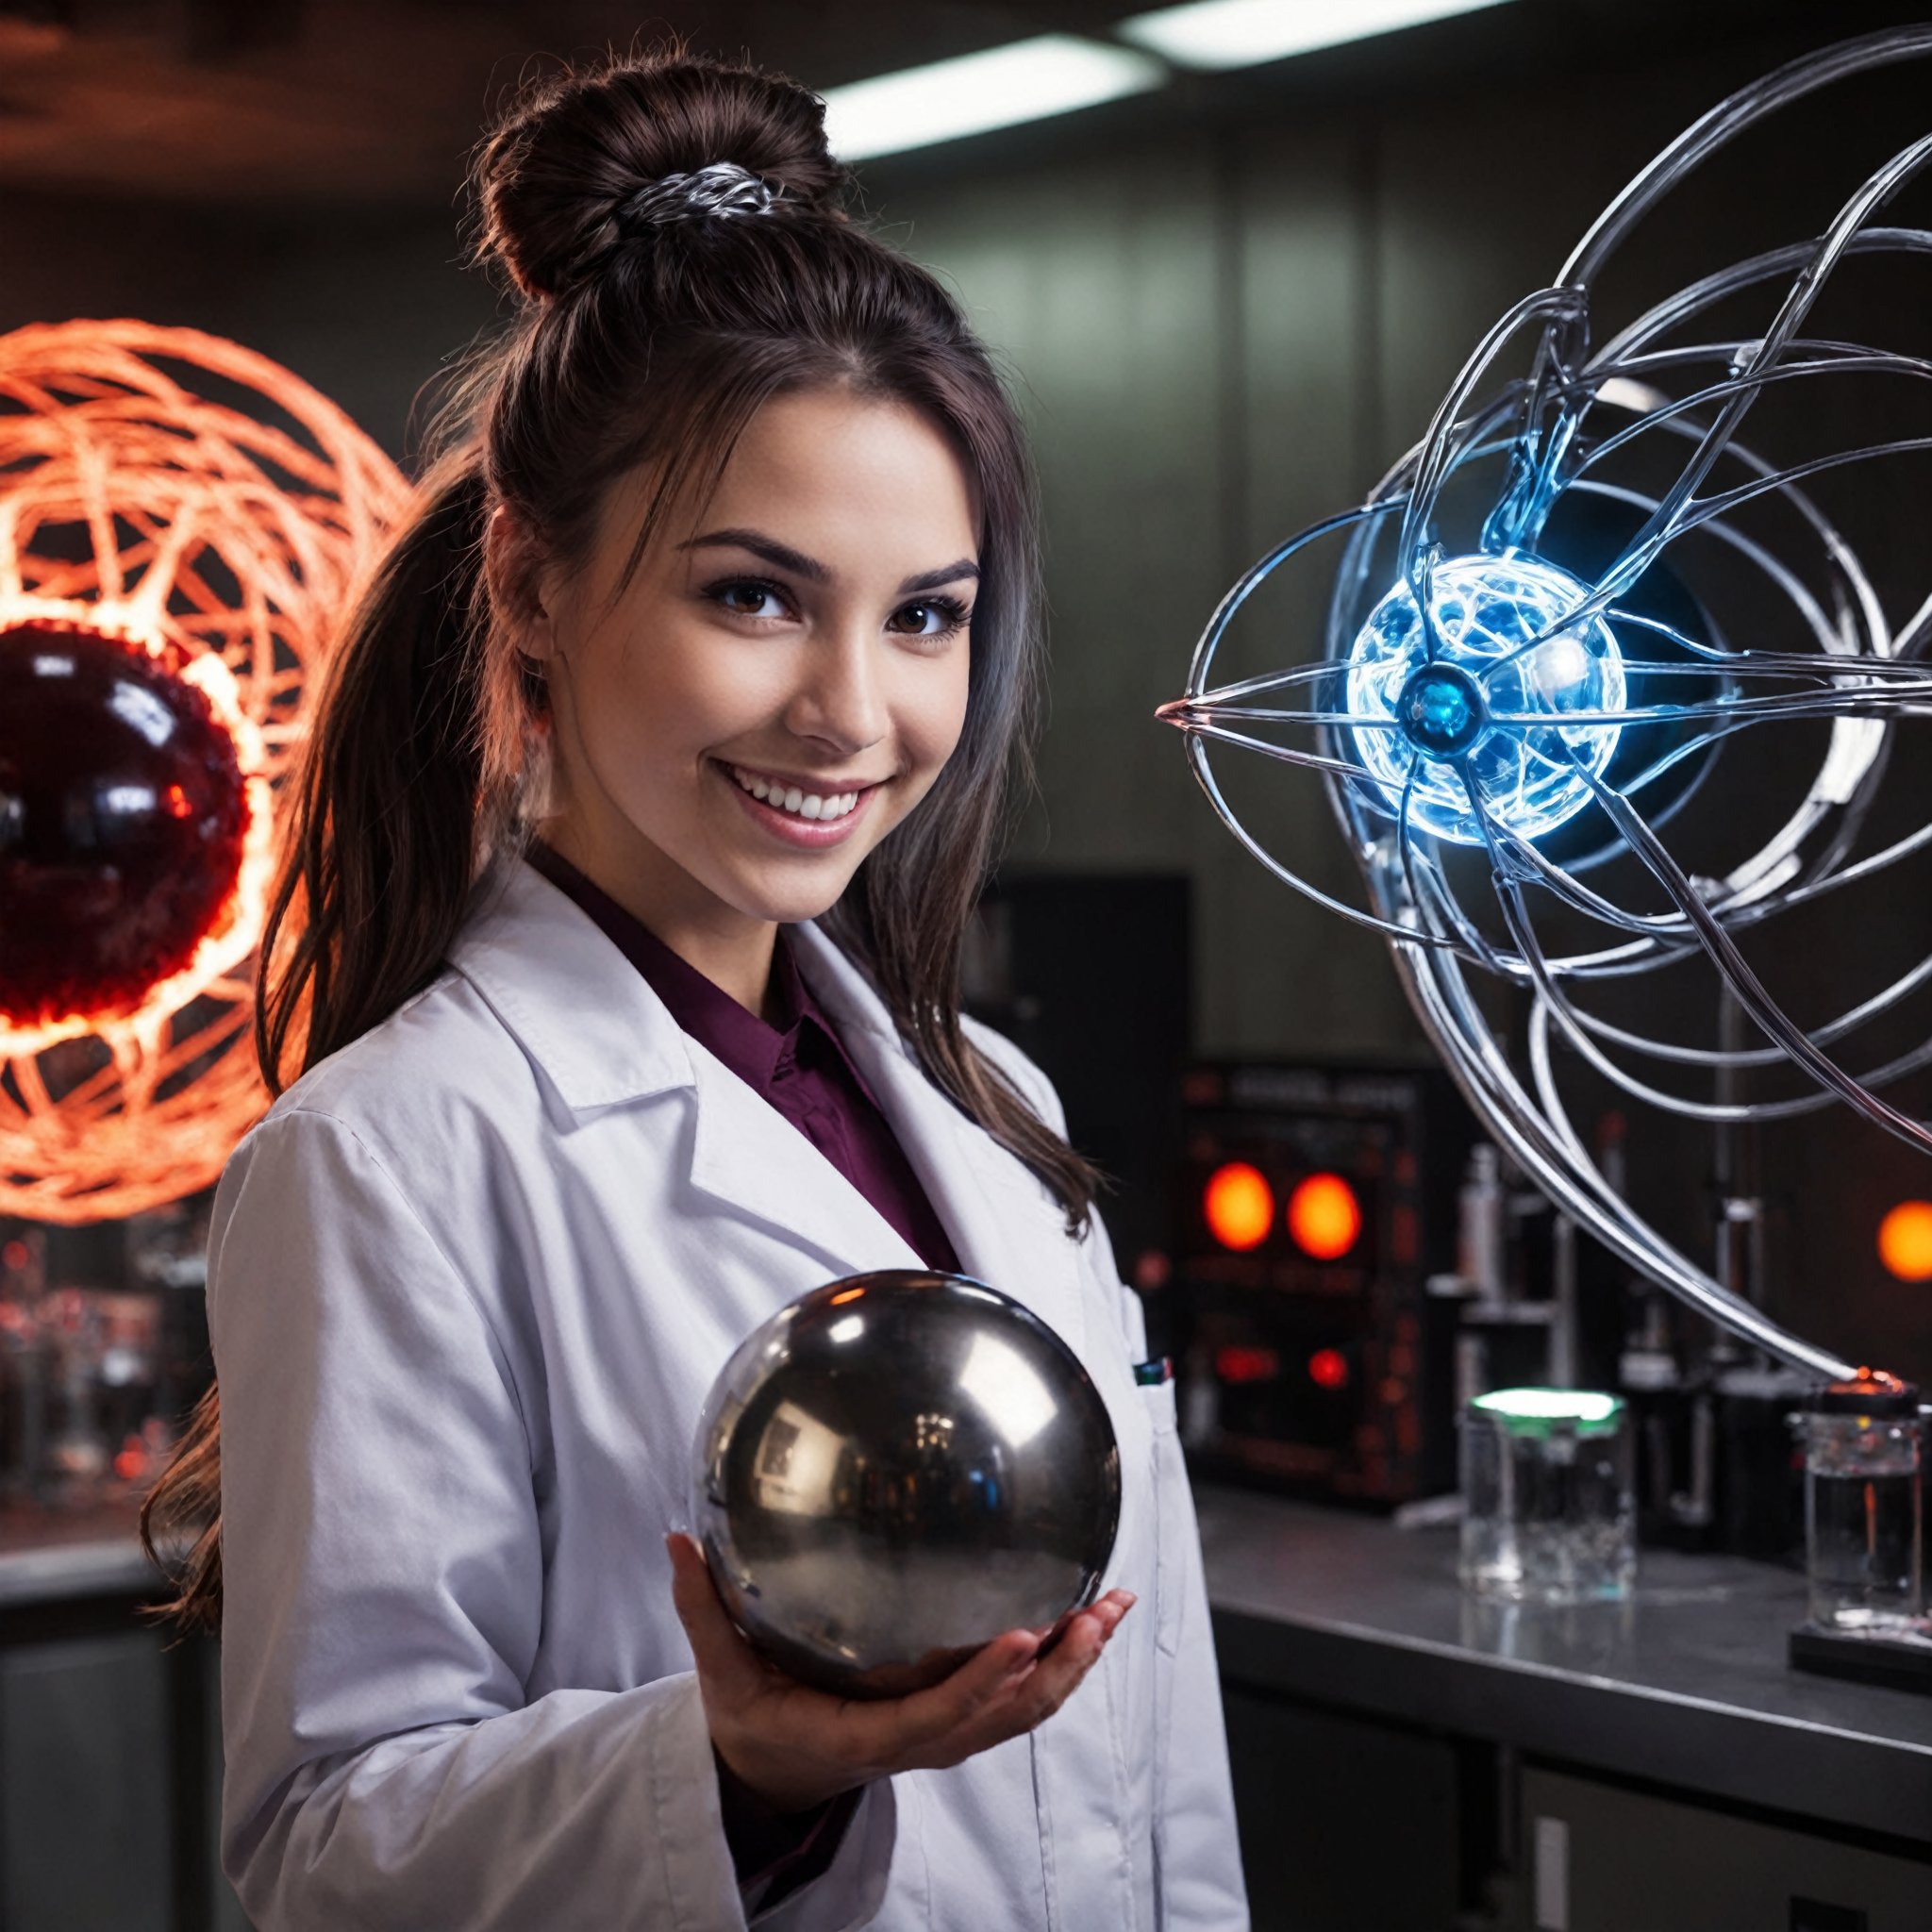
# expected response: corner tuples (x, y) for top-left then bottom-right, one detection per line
(0, 0), (1907, 208)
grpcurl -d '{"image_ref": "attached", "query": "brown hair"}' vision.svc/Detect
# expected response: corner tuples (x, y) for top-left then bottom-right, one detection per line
(141, 48), (1098, 1633)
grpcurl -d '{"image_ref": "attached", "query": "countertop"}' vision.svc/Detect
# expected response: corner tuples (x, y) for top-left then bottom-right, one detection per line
(1195, 1483), (1932, 1845)
(0, 1499), (156, 1608)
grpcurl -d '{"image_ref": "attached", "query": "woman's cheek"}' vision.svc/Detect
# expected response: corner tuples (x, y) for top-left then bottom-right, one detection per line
(910, 649), (971, 758)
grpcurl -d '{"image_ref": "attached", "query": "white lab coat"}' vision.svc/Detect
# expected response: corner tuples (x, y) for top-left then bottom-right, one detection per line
(209, 858), (1248, 1932)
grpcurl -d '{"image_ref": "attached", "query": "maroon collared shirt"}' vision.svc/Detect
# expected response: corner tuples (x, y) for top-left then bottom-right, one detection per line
(525, 842), (961, 1275)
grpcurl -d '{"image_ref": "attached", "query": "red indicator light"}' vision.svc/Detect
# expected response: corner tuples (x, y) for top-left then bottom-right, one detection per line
(1307, 1347), (1349, 1391)
(1287, 1173), (1362, 1260)
(1215, 1345), (1280, 1385)
(1133, 1249), (1173, 1291)
(1877, 1201), (1932, 1282)
(1204, 1162), (1274, 1251)
(0, 1241), (27, 1271)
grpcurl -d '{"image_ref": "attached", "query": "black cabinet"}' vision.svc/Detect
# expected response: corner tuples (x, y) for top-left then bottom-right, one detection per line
(1224, 1689), (1462, 1932)
(1, 1629), (172, 1930)
(1517, 1766), (1932, 1932)
(0, 1595), (248, 1932)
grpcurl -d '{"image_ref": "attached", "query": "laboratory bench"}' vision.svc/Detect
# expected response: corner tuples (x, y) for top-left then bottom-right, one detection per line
(5, 1491), (1932, 1930)
(1196, 1484), (1932, 1932)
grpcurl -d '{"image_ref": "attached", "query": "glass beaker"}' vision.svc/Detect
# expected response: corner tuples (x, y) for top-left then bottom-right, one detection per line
(1459, 1389), (1635, 1604)
(1794, 1372), (1923, 1633)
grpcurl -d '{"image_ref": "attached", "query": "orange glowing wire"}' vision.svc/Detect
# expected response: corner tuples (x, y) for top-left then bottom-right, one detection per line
(0, 320), (410, 1224)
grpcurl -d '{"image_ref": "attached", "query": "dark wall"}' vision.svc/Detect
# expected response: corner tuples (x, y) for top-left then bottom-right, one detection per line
(0, 193), (494, 463)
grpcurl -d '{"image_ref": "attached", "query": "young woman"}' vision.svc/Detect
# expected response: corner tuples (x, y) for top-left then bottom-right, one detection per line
(142, 49), (1246, 1932)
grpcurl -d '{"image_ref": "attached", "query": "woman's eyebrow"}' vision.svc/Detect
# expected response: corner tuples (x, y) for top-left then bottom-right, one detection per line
(680, 527), (829, 582)
(679, 528), (979, 598)
(899, 559), (979, 595)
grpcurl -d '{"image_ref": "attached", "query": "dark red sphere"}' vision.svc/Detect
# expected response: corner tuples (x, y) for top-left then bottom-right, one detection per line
(0, 622), (250, 1030)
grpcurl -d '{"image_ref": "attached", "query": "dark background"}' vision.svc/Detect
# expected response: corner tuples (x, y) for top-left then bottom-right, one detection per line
(8, 0), (1932, 1376)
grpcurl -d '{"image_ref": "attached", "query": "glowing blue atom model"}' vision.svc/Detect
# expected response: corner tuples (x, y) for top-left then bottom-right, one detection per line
(1345, 553), (1625, 845)
(1160, 27), (1932, 1384)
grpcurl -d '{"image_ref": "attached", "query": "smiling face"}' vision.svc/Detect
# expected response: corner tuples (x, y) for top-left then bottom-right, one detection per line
(519, 386), (979, 1002)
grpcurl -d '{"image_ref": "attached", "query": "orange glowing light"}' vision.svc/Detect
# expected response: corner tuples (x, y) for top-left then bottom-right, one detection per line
(0, 320), (409, 1224)
(1204, 1161), (1274, 1251)
(1307, 1347), (1349, 1391)
(1286, 1173), (1362, 1261)
(829, 1287), (867, 1305)
(1877, 1202), (1932, 1282)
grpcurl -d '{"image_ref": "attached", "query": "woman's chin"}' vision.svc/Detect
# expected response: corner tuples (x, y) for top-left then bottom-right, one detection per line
(716, 860), (865, 930)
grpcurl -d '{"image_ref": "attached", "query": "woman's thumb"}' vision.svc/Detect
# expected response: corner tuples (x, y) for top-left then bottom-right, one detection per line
(666, 1533), (757, 1688)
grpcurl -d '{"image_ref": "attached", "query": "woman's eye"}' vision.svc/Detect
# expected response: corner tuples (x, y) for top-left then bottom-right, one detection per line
(710, 579), (790, 619)
(888, 597), (971, 640)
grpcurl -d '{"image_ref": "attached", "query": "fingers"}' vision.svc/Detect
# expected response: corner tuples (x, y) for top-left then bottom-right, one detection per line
(665, 1533), (767, 1703)
(893, 1593), (1138, 1769)
(876, 1626), (1042, 1753)
(1008, 1591), (1138, 1715)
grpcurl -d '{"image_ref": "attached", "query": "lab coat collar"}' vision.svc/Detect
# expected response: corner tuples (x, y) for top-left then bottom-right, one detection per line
(449, 863), (898, 1118)
(450, 867), (1075, 1327)
(448, 865), (931, 1280)
(449, 861), (696, 1111)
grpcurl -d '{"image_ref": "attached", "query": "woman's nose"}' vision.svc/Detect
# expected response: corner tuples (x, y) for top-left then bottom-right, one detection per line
(784, 630), (888, 754)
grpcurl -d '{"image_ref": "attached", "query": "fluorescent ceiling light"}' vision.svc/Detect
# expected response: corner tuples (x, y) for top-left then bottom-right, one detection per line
(1118, 0), (1517, 71)
(822, 34), (1167, 161)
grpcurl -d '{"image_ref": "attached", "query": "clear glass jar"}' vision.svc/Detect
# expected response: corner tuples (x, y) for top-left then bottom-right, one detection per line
(1459, 1389), (1635, 1604)
(1794, 1373), (1923, 1633)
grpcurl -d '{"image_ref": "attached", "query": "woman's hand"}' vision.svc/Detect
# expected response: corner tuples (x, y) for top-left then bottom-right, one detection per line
(666, 1531), (1135, 1815)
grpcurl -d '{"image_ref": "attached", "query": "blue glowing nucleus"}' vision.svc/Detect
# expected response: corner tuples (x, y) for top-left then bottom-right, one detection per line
(1344, 552), (1626, 845)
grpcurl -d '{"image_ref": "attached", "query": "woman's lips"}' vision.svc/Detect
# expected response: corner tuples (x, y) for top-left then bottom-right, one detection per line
(716, 760), (879, 849)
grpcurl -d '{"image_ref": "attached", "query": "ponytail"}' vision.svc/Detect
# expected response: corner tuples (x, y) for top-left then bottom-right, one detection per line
(140, 446), (510, 1633)
(257, 446), (506, 1092)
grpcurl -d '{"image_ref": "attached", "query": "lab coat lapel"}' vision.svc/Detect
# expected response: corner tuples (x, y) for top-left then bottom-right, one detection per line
(684, 1045), (926, 1280)
(458, 862), (924, 1281)
(789, 924), (1089, 1354)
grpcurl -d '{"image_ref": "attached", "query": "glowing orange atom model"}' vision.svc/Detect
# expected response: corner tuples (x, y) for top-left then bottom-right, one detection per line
(0, 320), (410, 1223)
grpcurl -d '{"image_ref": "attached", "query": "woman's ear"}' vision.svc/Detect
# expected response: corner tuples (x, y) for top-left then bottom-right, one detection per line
(485, 502), (559, 661)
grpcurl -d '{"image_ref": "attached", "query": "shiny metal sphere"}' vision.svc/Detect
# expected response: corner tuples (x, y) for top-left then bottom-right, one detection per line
(691, 1270), (1122, 1699)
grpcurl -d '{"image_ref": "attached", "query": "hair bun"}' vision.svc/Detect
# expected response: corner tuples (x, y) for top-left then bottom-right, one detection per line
(475, 52), (847, 301)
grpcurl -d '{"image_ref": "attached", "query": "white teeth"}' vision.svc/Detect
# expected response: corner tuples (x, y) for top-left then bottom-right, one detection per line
(729, 766), (863, 823)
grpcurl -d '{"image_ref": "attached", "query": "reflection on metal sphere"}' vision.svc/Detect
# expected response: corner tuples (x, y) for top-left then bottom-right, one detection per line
(691, 1270), (1122, 1699)
(0, 622), (252, 1029)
